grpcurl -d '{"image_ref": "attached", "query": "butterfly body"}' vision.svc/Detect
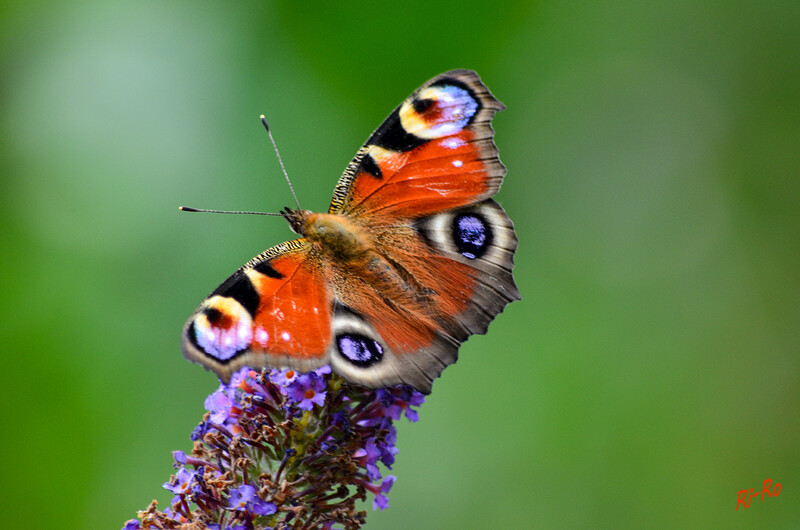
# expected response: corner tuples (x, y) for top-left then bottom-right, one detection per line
(183, 70), (519, 393)
(299, 211), (372, 261)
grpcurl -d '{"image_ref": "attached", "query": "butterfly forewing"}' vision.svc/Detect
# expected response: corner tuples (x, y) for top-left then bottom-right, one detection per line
(330, 70), (506, 219)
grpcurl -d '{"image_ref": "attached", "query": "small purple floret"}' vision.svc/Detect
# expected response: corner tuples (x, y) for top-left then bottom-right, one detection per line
(228, 484), (276, 515)
(287, 373), (327, 411)
(204, 388), (234, 424)
(163, 466), (195, 495)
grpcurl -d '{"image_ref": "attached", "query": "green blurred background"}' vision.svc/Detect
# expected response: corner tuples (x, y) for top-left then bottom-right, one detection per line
(1, 1), (798, 528)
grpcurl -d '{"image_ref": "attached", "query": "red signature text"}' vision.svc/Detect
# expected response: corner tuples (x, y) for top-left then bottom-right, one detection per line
(737, 479), (781, 510)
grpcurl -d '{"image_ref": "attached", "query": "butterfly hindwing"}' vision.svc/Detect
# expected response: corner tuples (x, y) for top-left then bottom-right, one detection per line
(411, 199), (519, 334)
(323, 203), (518, 392)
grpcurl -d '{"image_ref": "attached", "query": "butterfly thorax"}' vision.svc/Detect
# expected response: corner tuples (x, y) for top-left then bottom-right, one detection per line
(295, 211), (372, 262)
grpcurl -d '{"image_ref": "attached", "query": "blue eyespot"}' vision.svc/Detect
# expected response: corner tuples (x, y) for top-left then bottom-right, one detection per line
(337, 334), (384, 367)
(453, 213), (492, 259)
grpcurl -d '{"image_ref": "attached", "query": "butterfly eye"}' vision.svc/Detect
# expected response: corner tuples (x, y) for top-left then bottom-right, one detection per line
(336, 333), (384, 367)
(452, 213), (493, 260)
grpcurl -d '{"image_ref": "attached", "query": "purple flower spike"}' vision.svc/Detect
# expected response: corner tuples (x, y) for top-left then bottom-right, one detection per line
(380, 475), (397, 492)
(204, 388), (234, 424)
(128, 367), (425, 528)
(122, 520), (140, 530)
(250, 498), (278, 516)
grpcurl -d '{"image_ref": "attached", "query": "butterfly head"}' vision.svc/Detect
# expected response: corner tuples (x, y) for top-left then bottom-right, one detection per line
(280, 207), (310, 235)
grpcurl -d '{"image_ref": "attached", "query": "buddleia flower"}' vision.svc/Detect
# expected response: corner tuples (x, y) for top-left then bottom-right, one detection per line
(127, 366), (424, 529)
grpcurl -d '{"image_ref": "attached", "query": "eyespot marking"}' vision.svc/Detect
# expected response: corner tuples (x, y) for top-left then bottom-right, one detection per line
(399, 83), (480, 139)
(412, 97), (434, 113)
(442, 138), (464, 149)
(366, 108), (427, 152)
(192, 297), (253, 362)
(203, 306), (223, 324)
(452, 212), (492, 259)
(336, 333), (384, 367)
(254, 327), (269, 347)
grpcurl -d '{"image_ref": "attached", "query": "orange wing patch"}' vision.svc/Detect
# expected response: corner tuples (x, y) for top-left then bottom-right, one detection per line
(248, 253), (331, 359)
(352, 131), (490, 218)
(337, 278), (439, 354)
(331, 231), (479, 354)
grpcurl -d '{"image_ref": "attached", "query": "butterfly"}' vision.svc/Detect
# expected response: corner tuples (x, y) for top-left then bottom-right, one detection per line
(182, 70), (519, 394)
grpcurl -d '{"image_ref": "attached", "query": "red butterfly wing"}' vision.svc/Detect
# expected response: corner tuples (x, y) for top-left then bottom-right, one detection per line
(330, 70), (506, 220)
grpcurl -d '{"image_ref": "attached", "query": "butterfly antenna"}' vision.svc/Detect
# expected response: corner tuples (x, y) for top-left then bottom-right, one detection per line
(261, 115), (301, 211)
(178, 206), (283, 216)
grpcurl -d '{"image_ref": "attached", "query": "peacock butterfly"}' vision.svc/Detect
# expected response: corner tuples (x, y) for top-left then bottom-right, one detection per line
(182, 70), (519, 394)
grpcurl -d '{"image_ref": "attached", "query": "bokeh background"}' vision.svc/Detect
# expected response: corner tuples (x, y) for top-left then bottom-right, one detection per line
(2, 1), (798, 528)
